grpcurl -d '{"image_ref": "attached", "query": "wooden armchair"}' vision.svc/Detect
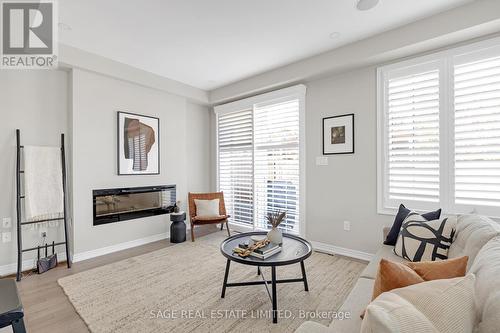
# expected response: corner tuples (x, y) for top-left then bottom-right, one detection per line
(188, 192), (231, 242)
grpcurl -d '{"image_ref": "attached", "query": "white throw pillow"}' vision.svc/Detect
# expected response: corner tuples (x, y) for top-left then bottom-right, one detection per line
(394, 212), (456, 262)
(361, 275), (476, 333)
(194, 199), (220, 218)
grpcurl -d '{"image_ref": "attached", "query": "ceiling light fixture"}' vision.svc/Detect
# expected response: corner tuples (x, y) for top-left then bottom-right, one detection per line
(356, 0), (379, 11)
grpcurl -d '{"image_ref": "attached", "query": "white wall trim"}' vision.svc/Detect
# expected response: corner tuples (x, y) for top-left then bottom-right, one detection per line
(0, 253), (68, 278)
(73, 232), (168, 263)
(312, 241), (373, 262)
(213, 84), (307, 115)
(59, 44), (209, 105)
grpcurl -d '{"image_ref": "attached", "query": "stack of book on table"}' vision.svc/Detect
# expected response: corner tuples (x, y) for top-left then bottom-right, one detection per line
(237, 242), (282, 259)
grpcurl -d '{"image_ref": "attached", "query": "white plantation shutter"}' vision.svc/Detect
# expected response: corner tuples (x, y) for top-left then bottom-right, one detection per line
(218, 110), (254, 225)
(382, 65), (441, 209)
(254, 98), (300, 233)
(379, 38), (500, 217)
(454, 54), (500, 210)
(215, 85), (305, 234)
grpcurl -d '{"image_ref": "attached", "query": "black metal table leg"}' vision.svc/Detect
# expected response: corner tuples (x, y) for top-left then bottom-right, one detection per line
(220, 232), (313, 324)
(11, 318), (26, 333)
(300, 261), (309, 291)
(271, 266), (277, 324)
(221, 259), (231, 298)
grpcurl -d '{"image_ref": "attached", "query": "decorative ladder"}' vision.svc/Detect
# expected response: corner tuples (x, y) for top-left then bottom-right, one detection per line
(15, 129), (72, 281)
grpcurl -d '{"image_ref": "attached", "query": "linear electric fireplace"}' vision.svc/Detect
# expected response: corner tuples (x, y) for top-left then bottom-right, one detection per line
(93, 185), (176, 226)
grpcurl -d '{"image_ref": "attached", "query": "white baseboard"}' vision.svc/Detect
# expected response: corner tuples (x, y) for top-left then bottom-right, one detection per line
(0, 232), (171, 276)
(73, 232), (169, 263)
(312, 241), (373, 262)
(0, 252), (68, 277)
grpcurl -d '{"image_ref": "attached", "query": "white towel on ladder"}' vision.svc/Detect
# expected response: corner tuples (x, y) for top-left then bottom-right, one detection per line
(24, 146), (64, 221)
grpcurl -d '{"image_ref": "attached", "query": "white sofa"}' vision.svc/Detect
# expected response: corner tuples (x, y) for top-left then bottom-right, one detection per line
(296, 215), (500, 333)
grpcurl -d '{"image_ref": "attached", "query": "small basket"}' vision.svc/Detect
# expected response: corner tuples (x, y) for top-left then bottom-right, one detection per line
(37, 242), (58, 274)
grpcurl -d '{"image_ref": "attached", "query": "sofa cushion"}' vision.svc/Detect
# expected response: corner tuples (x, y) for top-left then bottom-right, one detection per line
(469, 236), (500, 332)
(361, 275), (476, 333)
(371, 259), (424, 301)
(330, 277), (374, 333)
(476, 292), (500, 333)
(394, 213), (456, 262)
(360, 245), (406, 279)
(448, 215), (500, 269)
(406, 256), (468, 280)
(384, 204), (442, 246)
(370, 257), (469, 303)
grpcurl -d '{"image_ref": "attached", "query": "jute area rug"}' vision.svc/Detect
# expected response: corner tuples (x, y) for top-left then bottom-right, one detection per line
(58, 231), (365, 333)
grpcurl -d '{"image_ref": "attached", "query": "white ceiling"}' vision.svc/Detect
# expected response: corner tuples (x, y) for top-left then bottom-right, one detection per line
(59, 0), (473, 90)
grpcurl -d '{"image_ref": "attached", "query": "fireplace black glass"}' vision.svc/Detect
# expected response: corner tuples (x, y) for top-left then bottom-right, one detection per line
(93, 185), (176, 226)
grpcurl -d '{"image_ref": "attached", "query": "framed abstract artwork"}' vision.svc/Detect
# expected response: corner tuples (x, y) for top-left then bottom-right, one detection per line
(117, 111), (160, 175)
(322, 114), (354, 155)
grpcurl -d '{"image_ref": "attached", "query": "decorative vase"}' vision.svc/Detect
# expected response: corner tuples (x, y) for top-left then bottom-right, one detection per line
(267, 227), (283, 245)
(173, 203), (180, 213)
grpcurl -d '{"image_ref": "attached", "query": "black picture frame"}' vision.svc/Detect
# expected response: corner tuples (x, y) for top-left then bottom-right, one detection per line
(322, 113), (355, 155)
(117, 111), (160, 175)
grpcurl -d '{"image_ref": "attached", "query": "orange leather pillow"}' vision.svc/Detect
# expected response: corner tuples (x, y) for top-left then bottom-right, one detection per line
(406, 256), (468, 281)
(361, 256), (468, 319)
(371, 259), (424, 301)
(372, 256), (468, 300)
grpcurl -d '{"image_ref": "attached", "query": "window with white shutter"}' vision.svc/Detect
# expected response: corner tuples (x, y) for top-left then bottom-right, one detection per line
(215, 85), (305, 234)
(386, 68), (441, 206)
(378, 37), (500, 218)
(254, 98), (300, 233)
(453, 52), (500, 213)
(217, 110), (254, 226)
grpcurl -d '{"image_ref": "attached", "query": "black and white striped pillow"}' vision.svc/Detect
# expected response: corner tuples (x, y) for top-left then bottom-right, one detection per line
(394, 212), (456, 262)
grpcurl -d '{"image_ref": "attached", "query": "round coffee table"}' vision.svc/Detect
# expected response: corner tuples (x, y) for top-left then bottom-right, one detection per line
(220, 231), (312, 323)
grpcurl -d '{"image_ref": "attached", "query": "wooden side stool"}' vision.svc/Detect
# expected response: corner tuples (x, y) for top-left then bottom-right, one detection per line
(0, 279), (26, 333)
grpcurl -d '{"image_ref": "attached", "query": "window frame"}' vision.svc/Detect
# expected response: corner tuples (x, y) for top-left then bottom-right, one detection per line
(214, 84), (307, 237)
(377, 36), (500, 218)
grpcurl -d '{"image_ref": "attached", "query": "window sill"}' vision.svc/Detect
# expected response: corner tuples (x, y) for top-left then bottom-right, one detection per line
(378, 206), (500, 223)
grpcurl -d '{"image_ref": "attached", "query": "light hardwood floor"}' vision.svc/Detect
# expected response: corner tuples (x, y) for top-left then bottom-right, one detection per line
(1, 225), (219, 333)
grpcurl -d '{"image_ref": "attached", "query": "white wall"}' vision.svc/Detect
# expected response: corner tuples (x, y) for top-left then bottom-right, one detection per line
(209, 66), (392, 256)
(0, 67), (211, 274)
(305, 67), (390, 255)
(71, 69), (210, 256)
(0, 71), (69, 269)
(186, 103), (213, 193)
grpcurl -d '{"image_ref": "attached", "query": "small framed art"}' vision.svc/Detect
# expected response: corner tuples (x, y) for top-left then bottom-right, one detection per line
(322, 114), (354, 155)
(117, 111), (160, 175)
